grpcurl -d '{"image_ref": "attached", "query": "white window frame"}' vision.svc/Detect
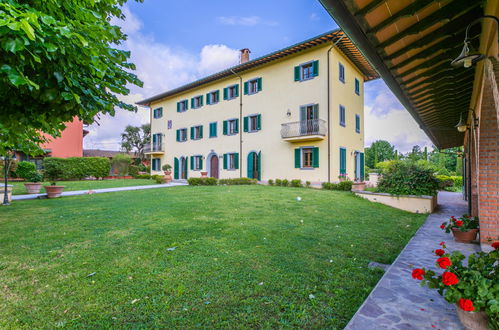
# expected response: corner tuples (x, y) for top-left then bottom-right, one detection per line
(301, 147), (313, 168)
(248, 78), (259, 95)
(152, 158), (161, 171)
(179, 128), (188, 142)
(179, 100), (188, 112)
(339, 62), (345, 83)
(228, 119), (238, 135)
(301, 62), (314, 81)
(228, 153), (237, 170)
(248, 114), (259, 132)
(339, 105), (346, 127)
(228, 85), (238, 100)
(208, 90), (219, 104)
(193, 125), (202, 140)
(193, 155), (202, 170)
(192, 96), (202, 109)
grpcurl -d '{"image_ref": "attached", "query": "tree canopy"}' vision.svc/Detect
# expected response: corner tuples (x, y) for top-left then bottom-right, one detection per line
(0, 0), (142, 154)
(120, 124), (150, 163)
(365, 140), (397, 168)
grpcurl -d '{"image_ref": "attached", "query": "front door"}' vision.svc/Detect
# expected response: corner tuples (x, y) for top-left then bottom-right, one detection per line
(300, 105), (318, 135)
(247, 152), (261, 180)
(210, 155), (219, 178)
(180, 157), (188, 179)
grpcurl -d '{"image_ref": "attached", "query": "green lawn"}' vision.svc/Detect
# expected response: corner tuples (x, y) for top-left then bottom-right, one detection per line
(0, 185), (426, 328)
(10, 179), (157, 195)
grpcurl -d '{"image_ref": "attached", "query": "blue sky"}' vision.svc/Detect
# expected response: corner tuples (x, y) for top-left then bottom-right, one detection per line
(84, 0), (432, 152)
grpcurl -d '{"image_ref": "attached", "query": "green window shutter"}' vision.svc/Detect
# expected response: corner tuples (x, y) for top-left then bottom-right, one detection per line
(200, 157), (203, 170)
(256, 114), (261, 130)
(257, 151), (261, 181)
(174, 157), (179, 179)
(223, 120), (228, 135)
(215, 90), (220, 102)
(234, 119), (239, 133)
(244, 82), (249, 95)
(200, 95), (204, 106)
(312, 104), (319, 119)
(312, 60), (319, 77)
(257, 78), (262, 91)
(223, 154), (228, 169)
(360, 152), (365, 180)
(177, 102), (180, 112)
(340, 148), (346, 174)
(300, 106), (306, 121)
(294, 148), (301, 168)
(312, 147), (319, 168)
(235, 84), (239, 97)
(152, 134), (157, 144)
(199, 126), (203, 138)
(190, 156), (194, 170)
(294, 66), (301, 81)
(185, 100), (189, 110)
(185, 158), (188, 179)
(243, 116), (249, 132)
(223, 88), (228, 100)
(206, 93), (211, 105)
(176, 129), (180, 142)
(247, 152), (254, 178)
(234, 153), (239, 169)
(190, 127), (194, 140)
(191, 98), (195, 108)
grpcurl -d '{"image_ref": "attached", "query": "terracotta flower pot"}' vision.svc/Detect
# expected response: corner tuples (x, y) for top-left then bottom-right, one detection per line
(201, 171), (208, 178)
(44, 185), (65, 198)
(451, 228), (478, 243)
(24, 183), (42, 194)
(163, 171), (172, 183)
(351, 182), (366, 191)
(456, 306), (489, 330)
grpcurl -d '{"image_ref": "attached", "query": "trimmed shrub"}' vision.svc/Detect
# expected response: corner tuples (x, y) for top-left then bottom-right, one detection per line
(27, 171), (43, 182)
(305, 181), (311, 188)
(111, 154), (132, 176)
(154, 176), (166, 184)
(188, 177), (218, 186)
(43, 158), (64, 184)
(436, 175), (463, 191)
(338, 180), (353, 191)
(44, 157), (111, 180)
(151, 174), (163, 181)
(218, 178), (257, 185)
(267, 179), (274, 186)
(16, 161), (37, 180)
(129, 165), (139, 178)
(378, 160), (439, 196)
(135, 174), (151, 180)
(275, 179), (282, 186)
(290, 179), (302, 187)
(281, 179), (289, 187)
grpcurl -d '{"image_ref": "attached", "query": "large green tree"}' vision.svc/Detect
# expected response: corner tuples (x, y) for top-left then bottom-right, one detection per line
(0, 0), (143, 155)
(365, 140), (397, 168)
(120, 123), (150, 163)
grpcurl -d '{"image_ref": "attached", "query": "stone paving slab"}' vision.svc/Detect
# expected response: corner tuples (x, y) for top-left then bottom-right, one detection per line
(12, 181), (187, 201)
(346, 192), (480, 330)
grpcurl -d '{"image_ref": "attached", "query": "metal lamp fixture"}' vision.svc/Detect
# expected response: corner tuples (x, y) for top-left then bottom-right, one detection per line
(451, 15), (499, 68)
(455, 112), (468, 132)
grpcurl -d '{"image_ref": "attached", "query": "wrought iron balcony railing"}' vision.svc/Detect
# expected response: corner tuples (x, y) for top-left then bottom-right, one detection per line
(280, 119), (327, 139)
(144, 143), (165, 153)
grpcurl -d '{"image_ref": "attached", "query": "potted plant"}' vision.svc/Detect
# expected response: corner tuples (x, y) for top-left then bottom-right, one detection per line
(440, 214), (479, 243)
(351, 178), (366, 191)
(24, 171), (44, 194)
(200, 171), (208, 178)
(338, 173), (348, 182)
(43, 159), (65, 198)
(412, 242), (498, 330)
(162, 164), (172, 183)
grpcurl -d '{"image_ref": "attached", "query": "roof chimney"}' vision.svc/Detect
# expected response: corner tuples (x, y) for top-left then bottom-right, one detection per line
(240, 48), (251, 64)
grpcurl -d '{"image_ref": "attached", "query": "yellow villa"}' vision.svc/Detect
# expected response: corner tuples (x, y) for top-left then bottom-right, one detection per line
(137, 30), (378, 183)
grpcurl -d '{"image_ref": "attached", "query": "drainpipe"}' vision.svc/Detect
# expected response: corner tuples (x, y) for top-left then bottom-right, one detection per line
(327, 33), (344, 183)
(230, 69), (243, 178)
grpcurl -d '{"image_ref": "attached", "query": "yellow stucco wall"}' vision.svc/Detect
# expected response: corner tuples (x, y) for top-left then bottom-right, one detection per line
(147, 43), (364, 182)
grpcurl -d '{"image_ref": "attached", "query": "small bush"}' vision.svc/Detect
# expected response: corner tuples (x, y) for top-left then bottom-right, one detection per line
(290, 179), (302, 187)
(151, 174), (163, 181)
(154, 176), (166, 184)
(275, 179), (282, 186)
(267, 179), (274, 186)
(338, 180), (353, 191)
(129, 165), (139, 177)
(27, 171), (44, 182)
(281, 179), (289, 187)
(43, 158), (64, 184)
(111, 154), (132, 176)
(305, 181), (311, 188)
(218, 178), (257, 185)
(16, 161), (37, 180)
(135, 174), (152, 180)
(436, 175), (463, 191)
(378, 160), (439, 196)
(188, 177), (218, 186)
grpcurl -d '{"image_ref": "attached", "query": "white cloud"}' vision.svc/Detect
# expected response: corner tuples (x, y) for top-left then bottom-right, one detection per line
(216, 16), (278, 27)
(309, 13), (319, 21)
(85, 7), (241, 150)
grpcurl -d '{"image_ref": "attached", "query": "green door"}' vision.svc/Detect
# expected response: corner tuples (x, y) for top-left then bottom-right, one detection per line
(247, 152), (254, 179)
(174, 157), (179, 180)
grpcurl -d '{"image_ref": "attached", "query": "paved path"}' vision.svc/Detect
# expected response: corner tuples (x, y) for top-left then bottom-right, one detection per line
(346, 191), (480, 330)
(13, 181), (187, 201)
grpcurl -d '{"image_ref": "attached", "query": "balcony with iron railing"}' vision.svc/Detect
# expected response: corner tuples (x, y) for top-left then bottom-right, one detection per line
(280, 119), (327, 142)
(144, 142), (165, 155)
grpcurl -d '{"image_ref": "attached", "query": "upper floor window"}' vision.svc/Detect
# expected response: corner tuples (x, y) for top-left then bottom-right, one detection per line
(355, 114), (360, 133)
(224, 84), (239, 100)
(355, 78), (360, 95)
(244, 114), (261, 132)
(294, 60), (319, 81)
(191, 155), (203, 171)
(244, 78), (262, 95)
(177, 100), (188, 112)
(191, 125), (203, 140)
(206, 90), (220, 105)
(209, 122), (217, 138)
(153, 107), (163, 119)
(339, 63), (345, 83)
(191, 95), (203, 109)
(176, 128), (188, 142)
(223, 119), (239, 135)
(339, 105), (346, 127)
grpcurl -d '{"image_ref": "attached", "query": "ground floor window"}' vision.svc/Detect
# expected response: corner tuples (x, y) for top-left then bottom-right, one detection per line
(223, 153), (239, 170)
(302, 148), (313, 168)
(191, 155), (203, 170)
(152, 158), (161, 171)
(294, 147), (319, 169)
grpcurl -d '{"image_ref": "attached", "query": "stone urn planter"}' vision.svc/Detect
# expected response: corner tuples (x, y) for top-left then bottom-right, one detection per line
(163, 171), (172, 183)
(0, 185), (13, 204)
(44, 185), (65, 198)
(200, 171), (208, 178)
(451, 228), (478, 243)
(24, 183), (42, 194)
(456, 306), (489, 330)
(351, 182), (366, 191)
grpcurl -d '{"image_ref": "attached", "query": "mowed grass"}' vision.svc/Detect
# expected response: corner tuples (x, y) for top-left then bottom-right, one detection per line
(10, 179), (157, 195)
(0, 185), (426, 328)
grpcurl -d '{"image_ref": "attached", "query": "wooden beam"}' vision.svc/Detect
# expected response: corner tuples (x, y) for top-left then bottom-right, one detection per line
(412, 86), (473, 106)
(354, 0), (386, 17)
(406, 69), (471, 93)
(409, 76), (473, 98)
(396, 57), (449, 79)
(368, 0), (435, 34)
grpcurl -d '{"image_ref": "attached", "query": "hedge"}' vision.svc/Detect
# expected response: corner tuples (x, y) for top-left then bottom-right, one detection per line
(42, 157), (110, 180)
(436, 175), (463, 190)
(188, 177), (218, 186)
(218, 178), (257, 185)
(322, 180), (353, 191)
(377, 160), (439, 196)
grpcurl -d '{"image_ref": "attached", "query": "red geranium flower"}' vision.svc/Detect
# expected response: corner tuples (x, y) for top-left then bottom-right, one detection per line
(492, 242), (499, 250)
(440, 223), (445, 229)
(437, 257), (452, 269)
(412, 268), (425, 280)
(439, 242), (445, 246)
(442, 272), (459, 286)
(455, 220), (463, 227)
(458, 298), (475, 312)
(435, 249), (445, 256)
